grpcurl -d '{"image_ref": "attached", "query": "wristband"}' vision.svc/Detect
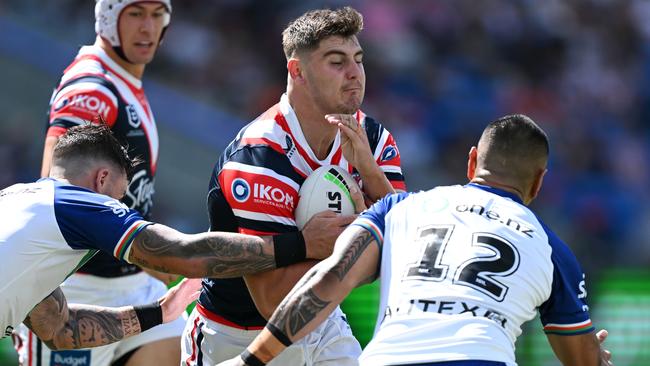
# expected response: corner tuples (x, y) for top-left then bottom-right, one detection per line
(266, 323), (293, 347)
(273, 231), (306, 267)
(240, 349), (266, 366)
(133, 301), (163, 332)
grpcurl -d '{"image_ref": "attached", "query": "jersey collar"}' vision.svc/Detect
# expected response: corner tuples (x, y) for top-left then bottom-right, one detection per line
(278, 93), (342, 164)
(79, 45), (143, 89)
(465, 183), (523, 204)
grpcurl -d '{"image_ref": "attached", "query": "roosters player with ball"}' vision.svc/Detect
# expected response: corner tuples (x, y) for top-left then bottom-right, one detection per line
(181, 6), (405, 366)
(221, 115), (614, 366)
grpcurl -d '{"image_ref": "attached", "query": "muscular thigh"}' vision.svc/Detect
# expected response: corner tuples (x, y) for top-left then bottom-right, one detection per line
(123, 337), (181, 366)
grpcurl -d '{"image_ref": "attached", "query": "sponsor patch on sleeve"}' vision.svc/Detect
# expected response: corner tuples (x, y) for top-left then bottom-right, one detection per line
(50, 84), (118, 126)
(219, 168), (298, 220)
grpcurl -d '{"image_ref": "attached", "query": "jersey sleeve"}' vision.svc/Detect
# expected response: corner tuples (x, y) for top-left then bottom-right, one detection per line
(48, 76), (119, 137)
(215, 143), (302, 236)
(362, 115), (406, 191)
(352, 192), (410, 247)
(538, 224), (595, 336)
(53, 184), (151, 263)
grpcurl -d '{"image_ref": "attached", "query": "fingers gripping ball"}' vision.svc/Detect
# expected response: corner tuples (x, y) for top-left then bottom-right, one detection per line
(295, 165), (359, 230)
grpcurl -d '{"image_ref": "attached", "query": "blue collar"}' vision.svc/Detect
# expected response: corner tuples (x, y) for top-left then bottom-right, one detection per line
(465, 183), (524, 204)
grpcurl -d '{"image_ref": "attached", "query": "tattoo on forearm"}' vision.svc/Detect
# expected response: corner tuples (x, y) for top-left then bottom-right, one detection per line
(273, 288), (331, 338)
(132, 227), (276, 277)
(331, 230), (374, 280)
(25, 289), (139, 349)
(120, 310), (140, 338)
(63, 309), (128, 348)
(266, 230), (376, 340)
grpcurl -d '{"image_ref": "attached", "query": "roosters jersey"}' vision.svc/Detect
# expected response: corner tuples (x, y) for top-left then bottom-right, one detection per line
(0, 178), (150, 337)
(46, 45), (158, 277)
(354, 184), (593, 366)
(200, 94), (405, 326)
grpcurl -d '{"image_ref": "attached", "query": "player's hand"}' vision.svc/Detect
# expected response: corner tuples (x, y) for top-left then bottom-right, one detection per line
(350, 184), (367, 213)
(596, 329), (614, 365)
(326, 114), (375, 172)
(302, 210), (357, 259)
(159, 278), (201, 323)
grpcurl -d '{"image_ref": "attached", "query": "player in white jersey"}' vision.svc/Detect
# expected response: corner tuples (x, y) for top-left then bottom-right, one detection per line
(219, 115), (613, 366)
(2, 125), (337, 361)
(16, 1), (181, 365)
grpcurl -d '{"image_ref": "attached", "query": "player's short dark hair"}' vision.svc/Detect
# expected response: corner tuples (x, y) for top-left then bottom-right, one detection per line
(478, 114), (549, 184)
(53, 123), (137, 179)
(282, 6), (363, 59)
(481, 114), (549, 156)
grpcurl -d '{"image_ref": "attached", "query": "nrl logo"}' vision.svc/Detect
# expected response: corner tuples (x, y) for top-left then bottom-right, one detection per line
(126, 105), (141, 128)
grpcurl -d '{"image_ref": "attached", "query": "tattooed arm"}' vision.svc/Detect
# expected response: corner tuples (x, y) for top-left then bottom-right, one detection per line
(244, 184), (369, 319)
(127, 224), (276, 278)
(225, 225), (380, 365)
(24, 279), (200, 350)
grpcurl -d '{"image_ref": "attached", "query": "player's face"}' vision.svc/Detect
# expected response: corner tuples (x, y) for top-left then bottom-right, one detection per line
(118, 3), (167, 65)
(302, 36), (365, 114)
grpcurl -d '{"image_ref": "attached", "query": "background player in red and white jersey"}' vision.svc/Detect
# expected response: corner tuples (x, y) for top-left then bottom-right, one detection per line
(181, 7), (406, 366)
(14, 1), (185, 366)
(221, 115), (613, 366)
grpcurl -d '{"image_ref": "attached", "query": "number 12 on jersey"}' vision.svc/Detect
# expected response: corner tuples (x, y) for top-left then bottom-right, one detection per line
(404, 225), (521, 302)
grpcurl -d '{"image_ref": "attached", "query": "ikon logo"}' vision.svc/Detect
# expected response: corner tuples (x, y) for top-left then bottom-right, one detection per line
(55, 94), (112, 119)
(231, 178), (251, 203)
(230, 178), (295, 209)
(254, 183), (294, 208)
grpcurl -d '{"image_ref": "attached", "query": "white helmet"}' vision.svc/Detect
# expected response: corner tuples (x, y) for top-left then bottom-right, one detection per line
(95, 0), (172, 47)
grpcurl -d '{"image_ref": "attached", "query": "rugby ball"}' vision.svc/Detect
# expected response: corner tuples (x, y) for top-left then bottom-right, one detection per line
(295, 165), (358, 230)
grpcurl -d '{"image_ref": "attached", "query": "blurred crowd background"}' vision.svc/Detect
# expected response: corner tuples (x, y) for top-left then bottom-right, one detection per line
(2, 0), (650, 364)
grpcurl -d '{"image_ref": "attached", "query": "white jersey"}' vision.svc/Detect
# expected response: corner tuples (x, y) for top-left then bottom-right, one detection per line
(0, 178), (150, 337)
(354, 183), (593, 366)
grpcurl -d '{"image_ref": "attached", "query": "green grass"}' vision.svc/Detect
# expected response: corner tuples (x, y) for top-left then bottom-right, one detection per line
(0, 337), (18, 366)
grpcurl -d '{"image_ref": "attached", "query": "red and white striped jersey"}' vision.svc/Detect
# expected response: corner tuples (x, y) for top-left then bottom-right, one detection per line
(46, 45), (159, 277)
(200, 94), (405, 327)
(48, 45), (159, 217)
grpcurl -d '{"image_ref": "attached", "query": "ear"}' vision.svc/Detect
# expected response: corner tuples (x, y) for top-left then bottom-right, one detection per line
(467, 146), (478, 181)
(527, 168), (547, 204)
(287, 58), (304, 83)
(94, 168), (111, 195)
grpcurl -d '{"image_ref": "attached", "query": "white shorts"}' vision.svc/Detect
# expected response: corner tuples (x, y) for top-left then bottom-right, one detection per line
(181, 305), (361, 366)
(13, 272), (186, 366)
